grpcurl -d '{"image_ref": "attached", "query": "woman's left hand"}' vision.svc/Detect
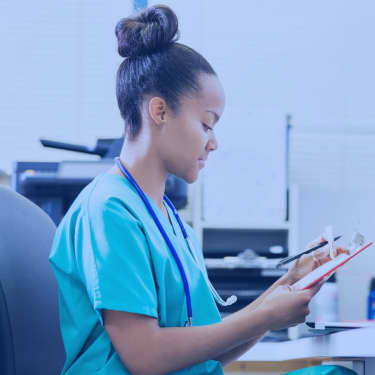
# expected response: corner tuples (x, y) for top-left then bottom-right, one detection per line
(286, 236), (349, 285)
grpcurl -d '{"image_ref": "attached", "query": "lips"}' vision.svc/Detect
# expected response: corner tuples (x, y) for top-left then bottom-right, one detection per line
(198, 157), (207, 169)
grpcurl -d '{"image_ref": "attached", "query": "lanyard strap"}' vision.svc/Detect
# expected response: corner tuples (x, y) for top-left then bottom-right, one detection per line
(114, 157), (193, 326)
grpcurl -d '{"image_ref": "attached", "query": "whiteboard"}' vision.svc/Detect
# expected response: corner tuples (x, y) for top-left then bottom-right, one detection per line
(198, 1), (287, 225)
(202, 109), (286, 225)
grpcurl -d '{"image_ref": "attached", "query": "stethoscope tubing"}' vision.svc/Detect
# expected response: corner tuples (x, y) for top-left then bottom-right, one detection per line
(114, 157), (193, 326)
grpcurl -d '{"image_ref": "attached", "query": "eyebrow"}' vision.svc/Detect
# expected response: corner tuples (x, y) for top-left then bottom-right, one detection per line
(206, 110), (220, 123)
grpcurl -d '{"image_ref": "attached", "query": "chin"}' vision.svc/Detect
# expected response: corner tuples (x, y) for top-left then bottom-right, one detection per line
(176, 170), (198, 184)
(169, 162), (200, 184)
(185, 174), (198, 184)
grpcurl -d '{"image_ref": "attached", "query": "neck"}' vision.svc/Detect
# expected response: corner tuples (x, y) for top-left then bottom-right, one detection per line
(115, 138), (168, 210)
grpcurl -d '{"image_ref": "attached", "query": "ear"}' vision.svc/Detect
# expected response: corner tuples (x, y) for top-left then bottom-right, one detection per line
(148, 97), (168, 125)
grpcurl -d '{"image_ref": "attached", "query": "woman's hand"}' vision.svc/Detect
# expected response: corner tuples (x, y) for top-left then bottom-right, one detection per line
(257, 282), (323, 330)
(286, 236), (349, 285)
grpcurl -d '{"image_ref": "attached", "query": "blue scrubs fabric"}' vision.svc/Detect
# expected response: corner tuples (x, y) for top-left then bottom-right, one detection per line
(284, 365), (357, 374)
(49, 173), (223, 375)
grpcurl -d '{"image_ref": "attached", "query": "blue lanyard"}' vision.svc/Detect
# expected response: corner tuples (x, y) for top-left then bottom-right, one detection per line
(114, 157), (193, 327)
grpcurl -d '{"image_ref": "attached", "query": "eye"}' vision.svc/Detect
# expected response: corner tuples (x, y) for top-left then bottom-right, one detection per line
(202, 123), (213, 132)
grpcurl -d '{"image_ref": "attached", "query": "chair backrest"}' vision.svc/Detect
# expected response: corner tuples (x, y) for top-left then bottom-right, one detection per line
(0, 278), (16, 375)
(0, 186), (65, 375)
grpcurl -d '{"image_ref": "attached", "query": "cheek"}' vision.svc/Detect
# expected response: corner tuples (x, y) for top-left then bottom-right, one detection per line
(162, 114), (208, 154)
(163, 124), (206, 179)
(179, 124), (206, 155)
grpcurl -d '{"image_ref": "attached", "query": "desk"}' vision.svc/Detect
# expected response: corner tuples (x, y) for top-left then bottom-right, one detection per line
(233, 328), (375, 374)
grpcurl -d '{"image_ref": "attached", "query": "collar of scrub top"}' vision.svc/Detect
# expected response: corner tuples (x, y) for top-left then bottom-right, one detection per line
(114, 157), (194, 327)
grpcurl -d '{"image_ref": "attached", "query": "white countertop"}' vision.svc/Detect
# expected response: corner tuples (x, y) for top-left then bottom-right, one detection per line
(239, 328), (375, 361)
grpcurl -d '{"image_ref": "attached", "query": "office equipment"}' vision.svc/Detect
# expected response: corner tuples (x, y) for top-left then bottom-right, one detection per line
(368, 278), (375, 320)
(201, 227), (290, 341)
(306, 321), (375, 333)
(13, 160), (113, 224)
(14, 138), (188, 224)
(276, 236), (342, 269)
(40, 137), (125, 159)
(0, 186), (65, 374)
(293, 242), (373, 290)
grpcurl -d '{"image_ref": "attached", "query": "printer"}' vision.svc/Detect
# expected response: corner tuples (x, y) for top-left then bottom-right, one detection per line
(13, 138), (188, 224)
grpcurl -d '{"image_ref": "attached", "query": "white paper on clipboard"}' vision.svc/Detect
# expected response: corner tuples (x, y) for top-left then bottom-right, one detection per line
(293, 242), (373, 290)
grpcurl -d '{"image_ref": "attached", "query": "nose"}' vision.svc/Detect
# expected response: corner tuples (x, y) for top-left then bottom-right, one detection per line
(206, 131), (218, 152)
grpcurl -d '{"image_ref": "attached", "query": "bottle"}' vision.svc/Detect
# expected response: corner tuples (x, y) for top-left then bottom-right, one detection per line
(292, 278), (339, 339)
(314, 279), (339, 323)
(368, 278), (375, 320)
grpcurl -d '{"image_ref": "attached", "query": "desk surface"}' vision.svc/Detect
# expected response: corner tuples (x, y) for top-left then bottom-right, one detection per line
(239, 328), (375, 362)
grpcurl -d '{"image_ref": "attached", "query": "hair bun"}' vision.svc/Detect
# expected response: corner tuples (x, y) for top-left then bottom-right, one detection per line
(115, 5), (179, 58)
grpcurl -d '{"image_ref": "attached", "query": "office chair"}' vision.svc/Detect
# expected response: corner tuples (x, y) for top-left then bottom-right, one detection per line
(0, 278), (15, 374)
(0, 186), (65, 375)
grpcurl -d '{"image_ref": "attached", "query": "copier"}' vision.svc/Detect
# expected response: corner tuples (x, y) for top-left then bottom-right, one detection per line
(13, 138), (188, 224)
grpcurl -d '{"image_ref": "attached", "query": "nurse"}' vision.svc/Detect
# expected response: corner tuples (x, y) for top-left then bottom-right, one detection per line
(49, 5), (351, 375)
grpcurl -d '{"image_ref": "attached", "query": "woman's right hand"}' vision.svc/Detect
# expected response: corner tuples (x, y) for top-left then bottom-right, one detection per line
(257, 283), (322, 331)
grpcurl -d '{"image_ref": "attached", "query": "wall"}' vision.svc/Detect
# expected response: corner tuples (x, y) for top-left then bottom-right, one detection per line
(0, 1), (133, 174)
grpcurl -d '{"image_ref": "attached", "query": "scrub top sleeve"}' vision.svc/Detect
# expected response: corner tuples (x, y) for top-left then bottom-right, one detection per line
(76, 197), (158, 325)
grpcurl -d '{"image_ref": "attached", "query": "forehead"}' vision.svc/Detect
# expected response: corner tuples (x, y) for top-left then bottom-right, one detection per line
(183, 74), (225, 115)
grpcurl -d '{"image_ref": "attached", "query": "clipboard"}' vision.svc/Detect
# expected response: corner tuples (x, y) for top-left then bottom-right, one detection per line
(292, 242), (373, 290)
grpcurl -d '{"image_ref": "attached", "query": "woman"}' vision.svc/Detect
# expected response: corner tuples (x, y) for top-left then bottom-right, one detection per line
(49, 5), (352, 375)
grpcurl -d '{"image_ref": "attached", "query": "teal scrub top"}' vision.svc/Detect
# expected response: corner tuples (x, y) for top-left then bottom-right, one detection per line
(284, 365), (357, 375)
(49, 172), (224, 375)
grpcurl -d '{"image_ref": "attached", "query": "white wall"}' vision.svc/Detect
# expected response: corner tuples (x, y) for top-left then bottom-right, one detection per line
(2, 1), (375, 159)
(152, 0), (375, 132)
(0, 1), (133, 174)
(2, 0), (375, 165)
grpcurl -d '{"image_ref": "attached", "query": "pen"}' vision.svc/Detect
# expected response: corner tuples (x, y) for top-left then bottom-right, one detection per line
(276, 235), (342, 269)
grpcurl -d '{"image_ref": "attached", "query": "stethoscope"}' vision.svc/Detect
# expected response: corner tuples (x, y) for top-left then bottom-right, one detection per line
(115, 157), (236, 327)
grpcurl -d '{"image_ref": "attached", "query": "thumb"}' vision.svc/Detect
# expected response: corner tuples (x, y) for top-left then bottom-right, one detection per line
(295, 288), (316, 303)
(305, 280), (326, 297)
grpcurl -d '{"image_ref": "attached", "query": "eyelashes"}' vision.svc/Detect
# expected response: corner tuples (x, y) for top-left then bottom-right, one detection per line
(202, 123), (213, 132)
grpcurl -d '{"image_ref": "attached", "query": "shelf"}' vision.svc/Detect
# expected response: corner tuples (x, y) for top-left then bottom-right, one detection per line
(199, 221), (292, 230)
